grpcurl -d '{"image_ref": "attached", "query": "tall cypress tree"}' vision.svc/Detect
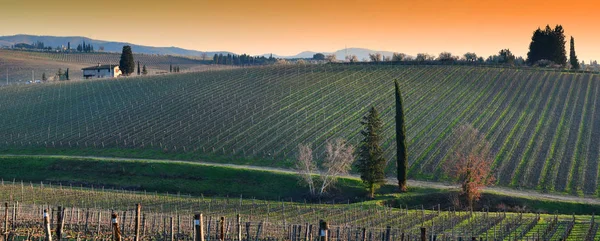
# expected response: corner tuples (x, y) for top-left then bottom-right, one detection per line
(357, 106), (386, 199)
(137, 61), (141, 75)
(570, 36), (580, 70)
(395, 80), (408, 192)
(119, 46), (135, 75)
(169, 63), (172, 73)
(65, 68), (69, 80)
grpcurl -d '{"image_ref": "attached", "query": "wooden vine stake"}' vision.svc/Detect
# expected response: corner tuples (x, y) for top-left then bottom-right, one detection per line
(135, 204), (141, 241)
(112, 212), (122, 241)
(319, 220), (328, 241)
(43, 209), (52, 241)
(194, 214), (205, 241)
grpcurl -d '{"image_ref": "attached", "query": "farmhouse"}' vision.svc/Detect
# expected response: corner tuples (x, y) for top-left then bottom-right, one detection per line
(82, 64), (122, 79)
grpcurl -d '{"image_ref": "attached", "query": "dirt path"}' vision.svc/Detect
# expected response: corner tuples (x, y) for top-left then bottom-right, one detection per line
(3, 154), (600, 205)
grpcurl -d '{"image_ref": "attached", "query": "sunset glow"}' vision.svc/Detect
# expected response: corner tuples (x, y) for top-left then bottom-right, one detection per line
(1, 0), (599, 60)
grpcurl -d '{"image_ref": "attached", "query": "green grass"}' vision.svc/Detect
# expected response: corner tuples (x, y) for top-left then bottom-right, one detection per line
(0, 155), (371, 201)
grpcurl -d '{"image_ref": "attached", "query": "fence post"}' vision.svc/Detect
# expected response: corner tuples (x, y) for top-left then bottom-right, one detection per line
(112, 212), (122, 241)
(236, 215), (241, 241)
(3, 203), (8, 241)
(135, 204), (141, 241)
(420, 227), (426, 241)
(219, 217), (225, 241)
(385, 226), (391, 241)
(43, 209), (52, 241)
(170, 217), (174, 241)
(194, 214), (205, 241)
(254, 222), (263, 241)
(319, 220), (329, 241)
(56, 206), (65, 240)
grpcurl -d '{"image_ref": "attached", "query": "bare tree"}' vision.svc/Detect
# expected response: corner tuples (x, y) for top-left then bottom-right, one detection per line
(318, 139), (355, 196)
(444, 124), (495, 210)
(325, 54), (337, 63)
(438, 52), (455, 62)
(383, 56), (392, 62)
(295, 144), (316, 196)
(345, 55), (359, 63)
(201, 52), (208, 61)
(295, 139), (354, 197)
(464, 52), (478, 62)
(416, 53), (435, 62)
(369, 53), (382, 62)
(392, 53), (406, 62)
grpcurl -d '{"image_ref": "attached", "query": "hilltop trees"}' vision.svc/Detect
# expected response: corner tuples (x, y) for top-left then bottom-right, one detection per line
(119, 46), (135, 76)
(526, 25), (567, 66)
(570, 37), (580, 70)
(395, 81), (408, 192)
(392, 53), (406, 62)
(444, 124), (495, 209)
(313, 53), (325, 60)
(498, 49), (515, 65)
(345, 55), (359, 63)
(464, 53), (478, 62)
(357, 107), (386, 198)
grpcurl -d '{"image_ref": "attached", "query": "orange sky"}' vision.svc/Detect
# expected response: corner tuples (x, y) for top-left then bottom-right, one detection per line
(1, 0), (599, 61)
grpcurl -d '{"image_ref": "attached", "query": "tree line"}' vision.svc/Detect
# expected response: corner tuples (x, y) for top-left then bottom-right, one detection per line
(213, 53), (276, 65)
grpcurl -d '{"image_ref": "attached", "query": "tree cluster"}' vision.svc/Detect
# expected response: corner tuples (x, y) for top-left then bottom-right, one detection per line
(526, 25), (567, 66)
(213, 53), (275, 65)
(76, 41), (94, 52)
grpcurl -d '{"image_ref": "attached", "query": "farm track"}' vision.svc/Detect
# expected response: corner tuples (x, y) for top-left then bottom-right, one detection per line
(2, 154), (600, 205)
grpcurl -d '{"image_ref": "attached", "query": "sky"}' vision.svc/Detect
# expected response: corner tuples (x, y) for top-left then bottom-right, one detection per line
(1, 0), (599, 61)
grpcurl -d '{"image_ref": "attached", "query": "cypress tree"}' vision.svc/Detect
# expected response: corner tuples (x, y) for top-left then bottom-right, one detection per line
(570, 36), (580, 70)
(65, 68), (69, 80)
(357, 106), (386, 198)
(142, 65), (148, 75)
(395, 80), (408, 192)
(119, 46), (135, 75)
(137, 61), (141, 75)
(42, 73), (46, 81)
(170, 63), (172, 73)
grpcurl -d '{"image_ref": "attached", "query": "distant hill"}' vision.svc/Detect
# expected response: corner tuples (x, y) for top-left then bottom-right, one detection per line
(0, 34), (233, 57)
(265, 48), (400, 61)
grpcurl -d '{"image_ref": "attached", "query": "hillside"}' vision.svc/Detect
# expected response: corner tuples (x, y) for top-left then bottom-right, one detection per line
(0, 49), (217, 84)
(0, 64), (598, 196)
(0, 34), (232, 56)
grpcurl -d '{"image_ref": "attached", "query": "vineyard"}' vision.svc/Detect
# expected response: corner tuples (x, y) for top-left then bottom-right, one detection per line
(0, 182), (597, 241)
(0, 50), (217, 84)
(0, 64), (599, 195)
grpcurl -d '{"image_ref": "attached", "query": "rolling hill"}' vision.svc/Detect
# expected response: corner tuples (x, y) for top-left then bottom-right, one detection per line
(0, 49), (224, 84)
(0, 64), (598, 196)
(0, 34), (232, 57)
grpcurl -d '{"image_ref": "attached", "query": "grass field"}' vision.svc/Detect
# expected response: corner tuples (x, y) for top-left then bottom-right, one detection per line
(1, 155), (600, 215)
(0, 49), (219, 84)
(0, 64), (599, 196)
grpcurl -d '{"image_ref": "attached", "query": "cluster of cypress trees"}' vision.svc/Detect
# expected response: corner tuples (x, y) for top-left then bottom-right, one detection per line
(76, 41), (94, 52)
(526, 25), (567, 66)
(213, 53), (275, 65)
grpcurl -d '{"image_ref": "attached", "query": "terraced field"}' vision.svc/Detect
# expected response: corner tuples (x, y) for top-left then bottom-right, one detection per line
(0, 64), (598, 195)
(0, 49), (216, 84)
